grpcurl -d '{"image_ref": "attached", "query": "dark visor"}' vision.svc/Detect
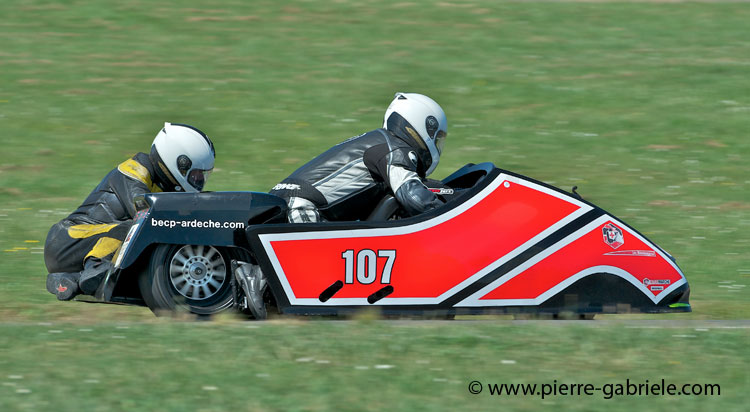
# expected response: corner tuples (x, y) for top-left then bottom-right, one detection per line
(435, 130), (447, 154)
(187, 169), (211, 192)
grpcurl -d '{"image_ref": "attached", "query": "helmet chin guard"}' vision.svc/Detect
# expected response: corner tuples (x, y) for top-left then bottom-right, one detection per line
(150, 123), (215, 192)
(383, 93), (447, 176)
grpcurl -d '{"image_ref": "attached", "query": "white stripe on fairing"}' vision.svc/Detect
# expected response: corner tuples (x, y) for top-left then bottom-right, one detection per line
(457, 266), (687, 307)
(261, 174), (590, 242)
(260, 173), (593, 306)
(455, 215), (687, 307)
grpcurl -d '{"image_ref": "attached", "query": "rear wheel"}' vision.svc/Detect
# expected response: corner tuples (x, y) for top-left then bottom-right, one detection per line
(138, 244), (240, 316)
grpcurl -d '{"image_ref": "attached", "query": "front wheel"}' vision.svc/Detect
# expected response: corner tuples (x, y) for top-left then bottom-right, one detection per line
(138, 244), (242, 316)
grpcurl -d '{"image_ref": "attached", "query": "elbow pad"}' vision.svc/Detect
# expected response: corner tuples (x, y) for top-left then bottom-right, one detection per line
(394, 179), (442, 216)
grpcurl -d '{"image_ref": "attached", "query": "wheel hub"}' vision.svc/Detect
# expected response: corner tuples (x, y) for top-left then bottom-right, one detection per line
(185, 258), (210, 284)
(169, 245), (227, 301)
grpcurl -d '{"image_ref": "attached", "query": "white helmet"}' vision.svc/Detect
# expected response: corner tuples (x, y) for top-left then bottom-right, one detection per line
(383, 92), (447, 176)
(150, 122), (215, 192)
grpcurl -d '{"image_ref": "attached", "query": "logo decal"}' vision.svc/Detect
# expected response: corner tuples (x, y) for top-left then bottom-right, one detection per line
(602, 223), (624, 249)
(603, 250), (656, 257)
(56, 284), (68, 292)
(429, 188), (455, 195)
(272, 183), (301, 191)
(408, 151), (418, 167)
(643, 278), (671, 286)
(425, 116), (439, 139)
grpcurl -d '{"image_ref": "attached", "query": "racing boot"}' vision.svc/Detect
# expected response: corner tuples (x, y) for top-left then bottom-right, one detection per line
(46, 272), (80, 301)
(78, 258), (112, 296)
(234, 262), (267, 320)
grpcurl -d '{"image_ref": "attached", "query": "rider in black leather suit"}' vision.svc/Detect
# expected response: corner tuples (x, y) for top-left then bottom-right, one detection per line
(44, 123), (216, 300)
(270, 93), (448, 222)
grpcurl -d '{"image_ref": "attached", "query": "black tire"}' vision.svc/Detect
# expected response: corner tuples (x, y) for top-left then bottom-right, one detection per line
(138, 244), (242, 316)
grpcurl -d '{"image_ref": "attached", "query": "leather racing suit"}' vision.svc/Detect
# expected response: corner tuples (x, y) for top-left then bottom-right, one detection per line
(269, 128), (442, 222)
(44, 152), (167, 294)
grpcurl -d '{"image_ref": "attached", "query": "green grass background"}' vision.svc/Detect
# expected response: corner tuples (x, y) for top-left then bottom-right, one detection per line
(0, 0), (748, 410)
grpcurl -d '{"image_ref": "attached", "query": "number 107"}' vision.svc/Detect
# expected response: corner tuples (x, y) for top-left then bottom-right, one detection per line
(342, 249), (396, 285)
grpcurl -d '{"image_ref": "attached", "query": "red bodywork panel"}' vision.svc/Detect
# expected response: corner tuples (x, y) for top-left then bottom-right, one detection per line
(258, 173), (686, 307)
(270, 179), (578, 299)
(476, 219), (683, 303)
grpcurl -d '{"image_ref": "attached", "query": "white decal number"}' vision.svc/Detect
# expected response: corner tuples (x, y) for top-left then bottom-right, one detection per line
(343, 249), (396, 285)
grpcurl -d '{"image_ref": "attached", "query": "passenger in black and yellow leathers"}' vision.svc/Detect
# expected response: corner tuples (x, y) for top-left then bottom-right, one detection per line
(44, 123), (216, 300)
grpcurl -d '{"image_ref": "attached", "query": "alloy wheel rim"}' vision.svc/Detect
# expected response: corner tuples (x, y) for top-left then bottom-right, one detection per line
(169, 245), (226, 300)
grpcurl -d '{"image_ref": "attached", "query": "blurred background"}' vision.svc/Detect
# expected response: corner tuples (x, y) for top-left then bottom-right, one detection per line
(1, 1), (748, 410)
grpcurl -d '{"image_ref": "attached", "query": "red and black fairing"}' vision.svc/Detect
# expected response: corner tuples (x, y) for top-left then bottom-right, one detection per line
(245, 163), (690, 315)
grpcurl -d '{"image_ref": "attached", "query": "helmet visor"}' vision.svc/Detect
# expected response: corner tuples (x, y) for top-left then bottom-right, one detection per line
(434, 130), (447, 155)
(187, 169), (212, 192)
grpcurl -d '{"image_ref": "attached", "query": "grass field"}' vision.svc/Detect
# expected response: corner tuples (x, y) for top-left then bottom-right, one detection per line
(1, 0), (748, 410)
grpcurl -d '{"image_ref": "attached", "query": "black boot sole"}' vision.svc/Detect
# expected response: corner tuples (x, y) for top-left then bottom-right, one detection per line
(46, 273), (80, 301)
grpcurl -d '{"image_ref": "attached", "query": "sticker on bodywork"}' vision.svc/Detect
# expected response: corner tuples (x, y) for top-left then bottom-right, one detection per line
(602, 223), (624, 249)
(643, 278), (671, 286)
(429, 188), (455, 195)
